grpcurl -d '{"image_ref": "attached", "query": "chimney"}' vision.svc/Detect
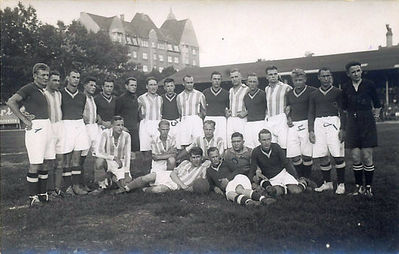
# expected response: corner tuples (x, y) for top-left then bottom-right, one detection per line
(120, 14), (125, 21)
(386, 24), (393, 47)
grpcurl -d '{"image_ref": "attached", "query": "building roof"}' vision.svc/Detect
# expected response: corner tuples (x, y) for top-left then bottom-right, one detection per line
(160, 19), (188, 44)
(129, 13), (166, 40)
(86, 13), (115, 31)
(166, 46), (399, 85)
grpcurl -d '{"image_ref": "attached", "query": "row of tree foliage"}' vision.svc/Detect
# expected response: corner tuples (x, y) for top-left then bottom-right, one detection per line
(0, 2), (177, 102)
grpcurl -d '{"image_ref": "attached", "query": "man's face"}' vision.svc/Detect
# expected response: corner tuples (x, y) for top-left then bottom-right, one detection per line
(211, 74), (222, 89)
(203, 123), (215, 140)
(164, 81), (175, 94)
(146, 79), (158, 94)
(190, 153), (202, 167)
(318, 70), (333, 88)
(67, 71), (80, 87)
(247, 76), (258, 91)
(125, 80), (137, 94)
(112, 120), (124, 135)
(231, 136), (244, 152)
(158, 124), (170, 139)
(209, 150), (221, 167)
(34, 69), (49, 88)
(183, 77), (194, 91)
(347, 65), (362, 82)
(230, 71), (242, 87)
(266, 69), (279, 84)
(259, 133), (272, 151)
(47, 74), (60, 91)
(84, 81), (96, 95)
(103, 82), (114, 96)
(292, 75), (306, 89)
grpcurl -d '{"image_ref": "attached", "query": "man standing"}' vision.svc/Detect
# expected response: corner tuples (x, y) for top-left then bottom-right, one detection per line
(264, 66), (292, 150)
(308, 67), (346, 195)
(176, 75), (206, 147)
(60, 69), (90, 195)
(115, 77), (140, 159)
(203, 71), (229, 148)
(226, 69), (249, 148)
(43, 70), (64, 198)
(243, 73), (267, 149)
(95, 77), (116, 129)
(342, 61), (381, 198)
(7, 63), (52, 206)
(250, 129), (310, 196)
(285, 69), (316, 179)
(123, 147), (208, 193)
(149, 120), (177, 173)
(161, 78), (181, 149)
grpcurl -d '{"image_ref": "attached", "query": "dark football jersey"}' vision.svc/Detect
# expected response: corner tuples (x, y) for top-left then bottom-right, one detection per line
(243, 89), (267, 121)
(286, 85), (316, 121)
(61, 88), (86, 120)
(203, 87), (229, 116)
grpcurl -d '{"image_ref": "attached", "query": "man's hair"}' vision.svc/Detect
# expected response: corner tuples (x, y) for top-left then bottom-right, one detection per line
(111, 115), (124, 123)
(230, 68), (240, 74)
(146, 76), (157, 85)
(103, 76), (115, 84)
(318, 67), (332, 76)
(247, 72), (258, 79)
(125, 77), (137, 85)
(83, 76), (96, 85)
(158, 119), (170, 128)
(231, 132), (243, 139)
(291, 68), (306, 79)
(189, 147), (203, 157)
(203, 120), (216, 128)
(258, 129), (271, 139)
(67, 69), (80, 76)
(183, 75), (193, 83)
(210, 71), (222, 79)
(345, 61), (362, 72)
(207, 146), (219, 156)
(32, 63), (50, 74)
(49, 70), (61, 78)
(164, 78), (175, 85)
(265, 65), (278, 73)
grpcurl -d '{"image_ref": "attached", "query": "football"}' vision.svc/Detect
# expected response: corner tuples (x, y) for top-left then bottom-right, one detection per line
(192, 178), (210, 194)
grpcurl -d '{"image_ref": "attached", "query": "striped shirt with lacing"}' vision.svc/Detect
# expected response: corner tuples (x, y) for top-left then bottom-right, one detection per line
(97, 129), (131, 172)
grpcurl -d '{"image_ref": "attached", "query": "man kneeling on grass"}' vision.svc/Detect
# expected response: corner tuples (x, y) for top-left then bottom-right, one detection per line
(92, 116), (132, 194)
(206, 147), (276, 206)
(250, 129), (314, 196)
(120, 147), (209, 193)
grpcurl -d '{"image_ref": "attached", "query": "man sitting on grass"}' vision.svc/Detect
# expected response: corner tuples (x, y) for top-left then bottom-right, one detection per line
(91, 116), (132, 194)
(250, 129), (313, 196)
(207, 147), (276, 206)
(121, 147), (208, 193)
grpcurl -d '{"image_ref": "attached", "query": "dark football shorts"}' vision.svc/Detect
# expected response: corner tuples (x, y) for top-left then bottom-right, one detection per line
(345, 110), (378, 149)
(128, 128), (140, 152)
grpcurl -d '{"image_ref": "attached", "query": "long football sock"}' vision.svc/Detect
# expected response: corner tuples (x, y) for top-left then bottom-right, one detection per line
(320, 163), (332, 182)
(352, 163), (364, 187)
(38, 170), (49, 194)
(27, 172), (39, 196)
(302, 160), (313, 179)
(63, 167), (72, 187)
(293, 158), (303, 178)
(364, 164), (375, 189)
(71, 166), (82, 185)
(235, 195), (250, 205)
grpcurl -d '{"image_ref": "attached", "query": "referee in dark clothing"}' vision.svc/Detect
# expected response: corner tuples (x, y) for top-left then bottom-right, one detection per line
(342, 61), (381, 198)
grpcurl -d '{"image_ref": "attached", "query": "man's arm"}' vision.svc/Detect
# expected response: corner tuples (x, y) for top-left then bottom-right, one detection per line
(170, 168), (189, 190)
(96, 132), (114, 161)
(7, 94), (32, 129)
(308, 94), (316, 144)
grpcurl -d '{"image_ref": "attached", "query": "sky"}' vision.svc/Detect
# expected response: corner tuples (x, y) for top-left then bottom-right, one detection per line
(2, 0), (399, 67)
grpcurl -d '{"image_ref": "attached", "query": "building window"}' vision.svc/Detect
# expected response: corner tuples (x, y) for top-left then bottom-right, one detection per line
(151, 42), (156, 48)
(159, 55), (164, 62)
(174, 57), (179, 64)
(133, 51), (137, 58)
(132, 37), (139, 46)
(168, 56), (172, 63)
(143, 65), (148, 72)
(153, 54), (157, 60)
(184, 56), (189, 65)
(167, 44), (173, 51)
(142, 40), (149, 47)
(192, 48), (197, 55)
(126, 37), (132, 45)
(193, 59), (197, 66)
(158, 43), (165, 50)
(159, 67), (164, 73)
(173, 45), (179, 52)
(143, 52), (148, 60)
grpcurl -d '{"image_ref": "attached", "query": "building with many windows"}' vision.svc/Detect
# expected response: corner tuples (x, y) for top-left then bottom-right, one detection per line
(79, 9), (200, 73)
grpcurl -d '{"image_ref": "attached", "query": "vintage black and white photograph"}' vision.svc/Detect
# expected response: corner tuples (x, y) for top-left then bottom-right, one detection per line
(1, 0), (398, 253)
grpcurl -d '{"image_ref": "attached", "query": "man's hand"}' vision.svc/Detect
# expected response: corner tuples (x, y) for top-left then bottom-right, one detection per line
(225, 108), (232, 118)
(102, 121), (112, 128)
(309, 131), (316, 144)
(218, 178), (229, 189)
(214, 187), (224, 195)
(338, 130), (345, 143)
(124, 173), (132, 183)
(372, 108), (381, 119)
(114, 157), (123, 168)
(256, 169), (267, 180)
(237, 110), (247, 118)
(287, 118), (294, 128)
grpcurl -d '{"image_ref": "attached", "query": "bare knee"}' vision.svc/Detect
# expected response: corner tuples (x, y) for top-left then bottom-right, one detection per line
(351, 148), (362, 164)
(167, 157), (176, 170)
(287, 185), (302, 194)
(274, 186), (286, 196)
(362, 148), (373, 165)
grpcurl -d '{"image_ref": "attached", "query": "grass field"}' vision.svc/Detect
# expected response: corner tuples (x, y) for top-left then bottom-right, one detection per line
(1, 123), (398, 253)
